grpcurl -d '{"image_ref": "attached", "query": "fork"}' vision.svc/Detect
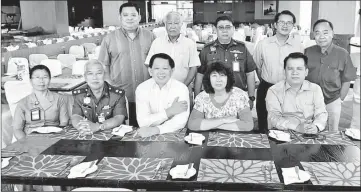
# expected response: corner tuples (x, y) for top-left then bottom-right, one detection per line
(308, 166), (320, 184)
(267, 162), (273, 181)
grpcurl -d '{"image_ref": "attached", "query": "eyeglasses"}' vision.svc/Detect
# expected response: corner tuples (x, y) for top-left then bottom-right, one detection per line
(217, 25), (233, 31)
(277, 21), (294, 27)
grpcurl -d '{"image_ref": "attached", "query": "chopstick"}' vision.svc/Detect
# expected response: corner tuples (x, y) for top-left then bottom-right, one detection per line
(290, 130), (302, 142)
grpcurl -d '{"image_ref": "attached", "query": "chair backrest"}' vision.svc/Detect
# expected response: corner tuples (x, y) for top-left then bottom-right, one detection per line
(40, 59), (62, 77)
(7, 57), (29, 74)
(82, 43), (97, 54)
(69, 45), (85, 58)
(29, 54), (48, 68)
(72, 60), (88, 75)
(4, 80), (33, 118)
(57, 54), (76, 69)
(94, 46), (101, 59)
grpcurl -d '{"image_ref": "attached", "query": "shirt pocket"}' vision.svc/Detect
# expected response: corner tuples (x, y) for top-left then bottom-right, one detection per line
(323, 66), (341, 88)
(101, 107), (114, 120)
(206, 52), (220, 65)
(80, 104), (92, 120)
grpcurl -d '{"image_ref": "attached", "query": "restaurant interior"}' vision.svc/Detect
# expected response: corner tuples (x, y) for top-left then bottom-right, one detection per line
(1, 0), (360, 191)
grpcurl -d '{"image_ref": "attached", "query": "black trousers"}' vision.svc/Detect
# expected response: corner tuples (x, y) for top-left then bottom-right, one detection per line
(256, 79), (274, 133)
(128, 102), (139, 127)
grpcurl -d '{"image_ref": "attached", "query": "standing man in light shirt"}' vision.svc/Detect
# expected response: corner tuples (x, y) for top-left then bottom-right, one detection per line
(136, 53), (190, 138)
(305, 19), (356, 132)
(253, 10), (304, 133)
(98, 2), (156, 127)
(266, 52), (328, 133)
(145, 11), (201, 91)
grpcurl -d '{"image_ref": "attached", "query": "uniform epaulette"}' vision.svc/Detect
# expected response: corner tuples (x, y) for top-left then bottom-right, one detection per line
(108, 85), (125, 96)
(233, 39), (245, 45)
(72, 88), (87, 95)
(204, 40), (216, 47)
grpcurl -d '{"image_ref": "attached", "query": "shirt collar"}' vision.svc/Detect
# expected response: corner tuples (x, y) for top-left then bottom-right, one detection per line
(29, 90), (54, 104)
(120, 27), (140, 39)
(151, 78), (173, 90)
(285, 80), (311, 92)
(321, 43), (334, 55)
(166, 34), (183, 43)
(213, 38), (238, 48)
(269, 35), (294, 45)
(86, 81), (110, 98)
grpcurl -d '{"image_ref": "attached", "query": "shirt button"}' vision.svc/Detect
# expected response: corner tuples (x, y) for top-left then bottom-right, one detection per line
(95, 105), (97, 107)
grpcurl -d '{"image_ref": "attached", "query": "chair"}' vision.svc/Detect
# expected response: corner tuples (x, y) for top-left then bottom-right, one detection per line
(3, 81), (33, 144)
(152, 26), (167, 38)
(7, 57), (29, 74)
(29, 54), (48, 68)
(71, 187), (132, 191)
(57, 54), (76, 69)
(72, 60), (88, 75)
(40, 59), (62, 77)
(69, 45), (85, 59)
(94, 46), (101, 59)
(82, 43), (97, 54)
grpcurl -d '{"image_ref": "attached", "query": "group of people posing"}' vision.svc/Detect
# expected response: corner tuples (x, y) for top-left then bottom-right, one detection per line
(13, 3), (356, 140)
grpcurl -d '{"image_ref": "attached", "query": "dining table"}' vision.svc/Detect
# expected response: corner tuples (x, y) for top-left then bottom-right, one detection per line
(1, 127), (360, 191)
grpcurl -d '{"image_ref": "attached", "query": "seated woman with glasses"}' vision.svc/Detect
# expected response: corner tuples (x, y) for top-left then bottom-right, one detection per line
(188, 62), (254, 131)
(13, 65), (69, 140)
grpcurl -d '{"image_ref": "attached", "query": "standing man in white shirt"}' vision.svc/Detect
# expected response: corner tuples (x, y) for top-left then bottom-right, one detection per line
(136, 53), (190, 138)
(145, 11), (201, 101)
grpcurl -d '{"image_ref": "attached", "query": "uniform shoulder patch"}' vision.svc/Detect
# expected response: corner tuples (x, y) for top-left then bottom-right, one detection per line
(233, 39), (245, 45)
(108, 85), (125, 96)
(204, 40), (216, 47)
(72, 88), (87, 95)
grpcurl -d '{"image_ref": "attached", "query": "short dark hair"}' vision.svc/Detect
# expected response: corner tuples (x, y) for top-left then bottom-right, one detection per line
(203, 62), (235, 94)
(215, 15), (234, 26)
(149, 53), (175, 69)
(312, 19), (334, 31)
(29, 64), (51, 79)
(119, 2), (140, 15)
(274, 10), (296, 24)
(284, 52), (308, 69)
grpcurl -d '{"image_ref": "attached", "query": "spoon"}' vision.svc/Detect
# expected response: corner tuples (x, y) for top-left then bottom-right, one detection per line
(267, 162), (273, 181)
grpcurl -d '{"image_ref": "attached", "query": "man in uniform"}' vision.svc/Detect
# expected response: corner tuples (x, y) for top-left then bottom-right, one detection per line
(71, 60), (127, 136)
(195, 15), (256, 109)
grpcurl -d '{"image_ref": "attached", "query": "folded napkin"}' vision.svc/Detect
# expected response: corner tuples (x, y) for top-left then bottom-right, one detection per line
(28, 126), (63, 134)
(111, 125), (134, 137)
(184, 133), (204, 145)
(345, 129), (360, 140)
(68, 160), (98, 178)
(282, 167), (311, 185)
(269, 130), (291, 142)
(169, 163), (196, 179)
(1, 157), (12, 168)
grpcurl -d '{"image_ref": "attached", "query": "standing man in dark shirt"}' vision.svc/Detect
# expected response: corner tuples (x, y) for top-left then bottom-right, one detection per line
(98, 2), (155, 127)
(305, 19), (356, 132)
(195, 15), (256, 110)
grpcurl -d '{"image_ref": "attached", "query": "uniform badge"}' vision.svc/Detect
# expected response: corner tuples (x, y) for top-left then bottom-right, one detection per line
(210, 46), (216, 52)
(83, 97), (91, 104)
(230, 50), (243, 54)
(30, 108), (41, 121)
(103, 105), (110, 110)
(98, 113), (105, 123)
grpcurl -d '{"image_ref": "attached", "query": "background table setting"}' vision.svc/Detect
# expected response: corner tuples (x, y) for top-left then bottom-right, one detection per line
(1, 125), (360, 191)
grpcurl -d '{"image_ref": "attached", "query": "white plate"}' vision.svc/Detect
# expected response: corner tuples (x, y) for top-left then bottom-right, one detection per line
(169, 164), (197, 179)
(184, 133), (205, 145)
(282, 167), (311, 185)
(269, 130), (291, 142)
(1, 157), (12, 168)
(111, 125), (133, 137)
(68, 160), (98, 178)
(345, 129), (360, 140)
(29, 126), (63, 134)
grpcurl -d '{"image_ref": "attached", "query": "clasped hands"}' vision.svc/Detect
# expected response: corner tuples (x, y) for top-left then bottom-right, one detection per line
(288, 118), (319, 134)
(77, 119), (100, 137)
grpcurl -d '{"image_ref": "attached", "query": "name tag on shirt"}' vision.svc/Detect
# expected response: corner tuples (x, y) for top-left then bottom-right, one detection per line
(98, 113), (105, 123)
(30, 108), (41, 121)
(232, 61), (240, 72)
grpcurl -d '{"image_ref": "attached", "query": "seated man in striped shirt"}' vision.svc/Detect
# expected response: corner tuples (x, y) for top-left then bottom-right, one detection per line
(266, 52), (328, 134)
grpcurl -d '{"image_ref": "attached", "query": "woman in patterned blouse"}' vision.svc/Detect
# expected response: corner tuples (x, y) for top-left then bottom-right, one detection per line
(188, 62), (254, 131)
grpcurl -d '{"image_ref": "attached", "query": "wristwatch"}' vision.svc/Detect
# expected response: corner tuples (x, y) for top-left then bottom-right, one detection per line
(249, 96), (255, 101)
(99, 123), (105, 131)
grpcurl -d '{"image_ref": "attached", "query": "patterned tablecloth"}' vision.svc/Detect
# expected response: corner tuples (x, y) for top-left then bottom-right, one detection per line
(121, 128), (187, 142)
(197, 159), (280, 183)
(207, 132), (270, 148)
(45, 127), (113, 141)
(301, 162), (360, 186)
(2, 155), (86, 177)
(288, 131), (356, 145)
(87, 157), (174, 180)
